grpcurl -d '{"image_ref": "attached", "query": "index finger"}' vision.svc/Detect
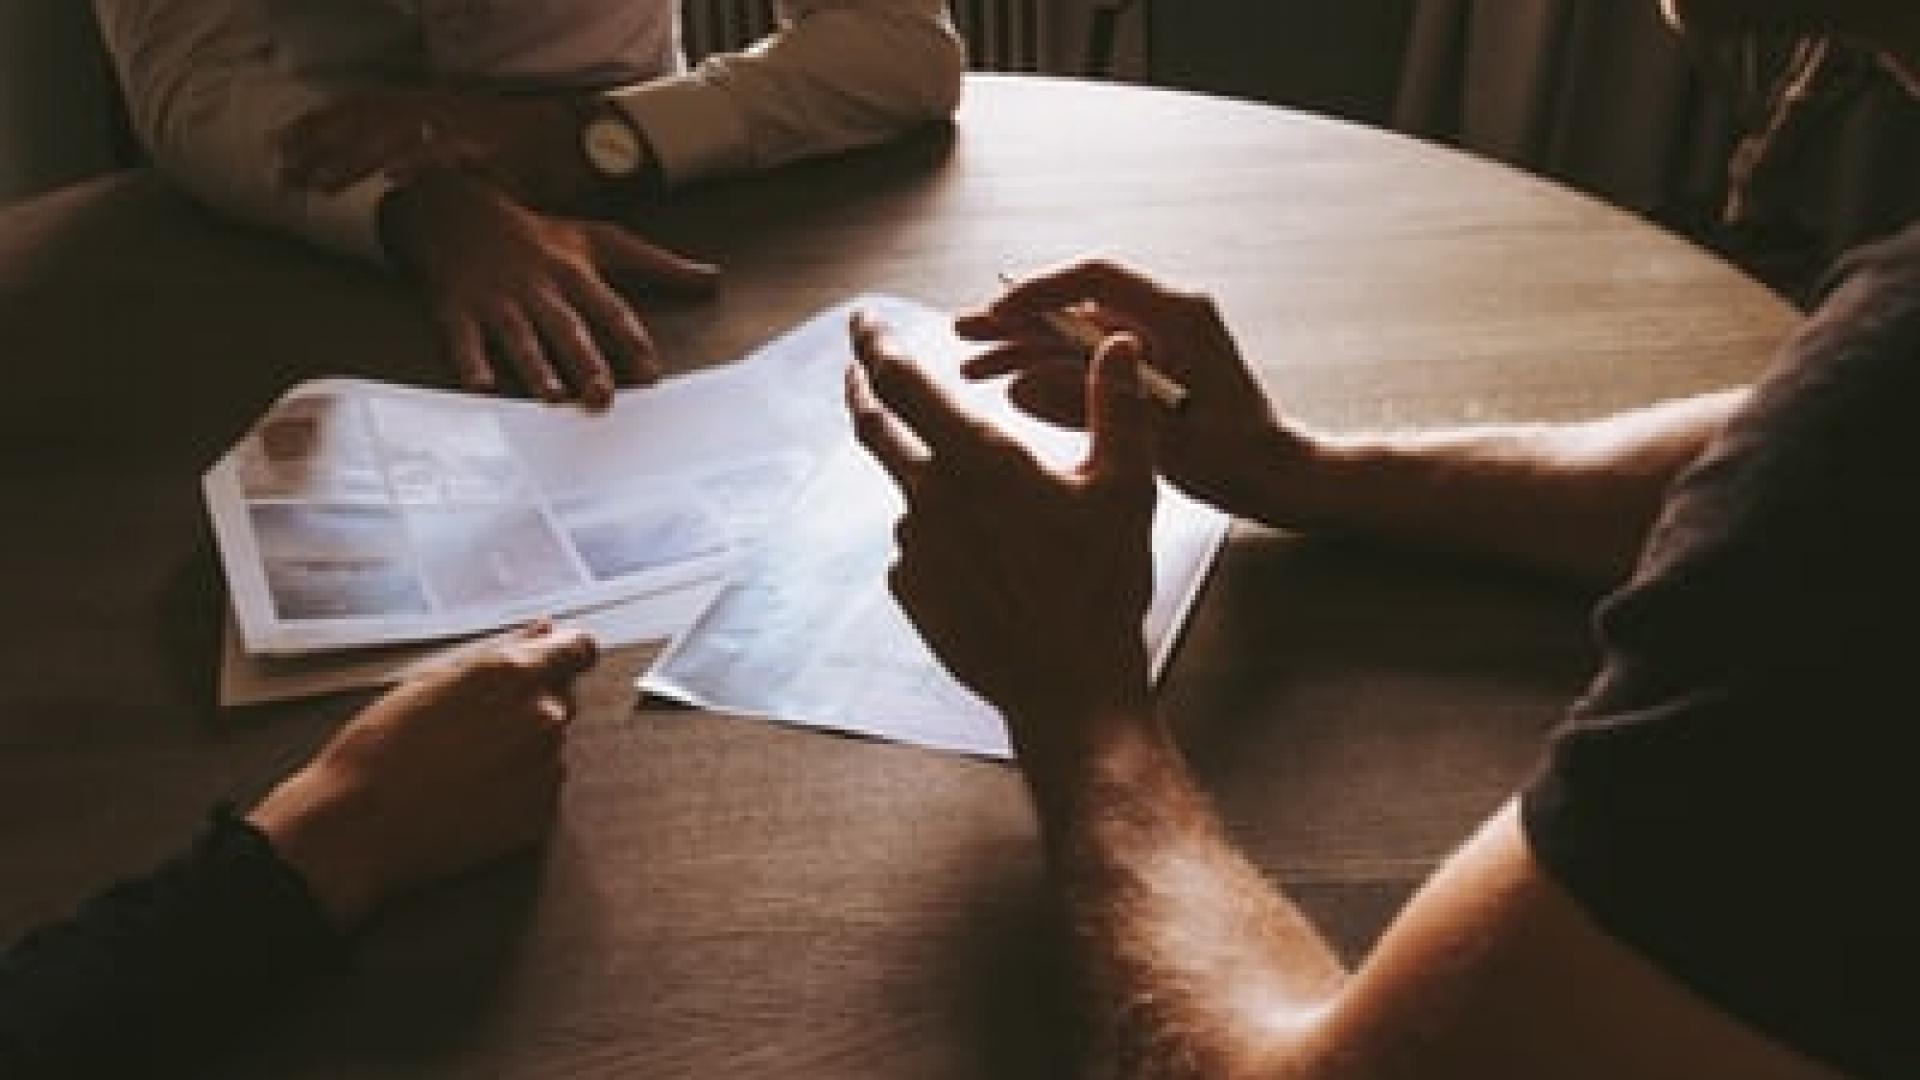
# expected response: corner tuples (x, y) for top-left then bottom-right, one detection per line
(509, 624), (601, 683)
(1084, 333), (1157, 488)
(846, 355), (928, 496)
(991, 260), (1182, 324)
(850, 311), (1002, 466)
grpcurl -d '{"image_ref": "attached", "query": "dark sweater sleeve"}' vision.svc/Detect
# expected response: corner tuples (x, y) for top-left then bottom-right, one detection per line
(0, 806), (346, 1079)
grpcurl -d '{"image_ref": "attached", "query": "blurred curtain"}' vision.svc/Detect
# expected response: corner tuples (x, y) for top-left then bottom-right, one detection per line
(1393, 0), (1920, 300)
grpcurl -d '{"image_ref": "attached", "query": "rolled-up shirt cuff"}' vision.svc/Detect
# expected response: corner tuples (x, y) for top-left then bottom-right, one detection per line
(608, 73), (754, 187)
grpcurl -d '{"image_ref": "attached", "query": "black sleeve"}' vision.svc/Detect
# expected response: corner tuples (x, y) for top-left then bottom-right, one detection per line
(0, 806), (345, 1079)
(1521, 224), (1920, 1079)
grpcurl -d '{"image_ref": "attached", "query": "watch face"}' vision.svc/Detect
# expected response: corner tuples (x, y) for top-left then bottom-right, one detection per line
(584, 116), (644, 177)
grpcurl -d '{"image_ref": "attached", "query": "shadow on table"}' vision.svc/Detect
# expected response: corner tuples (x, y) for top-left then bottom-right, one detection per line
(1162, 530), (1600, 961)
(219, 854), (550, 1079)
(0, 174), (441, 466)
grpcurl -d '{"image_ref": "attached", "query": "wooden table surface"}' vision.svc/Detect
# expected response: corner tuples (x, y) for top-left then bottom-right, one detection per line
(0, 75), (1798, 1078)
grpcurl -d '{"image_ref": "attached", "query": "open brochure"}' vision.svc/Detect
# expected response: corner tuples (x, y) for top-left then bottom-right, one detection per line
(639, 332), (1231, 760)
(206, 295), (938, 657)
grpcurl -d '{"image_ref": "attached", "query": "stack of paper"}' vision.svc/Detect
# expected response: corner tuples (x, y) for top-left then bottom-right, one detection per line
(207, 297), (1229, 759)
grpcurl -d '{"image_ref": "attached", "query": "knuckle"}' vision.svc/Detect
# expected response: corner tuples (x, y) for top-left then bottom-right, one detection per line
(523, 281), (568, 315)
(567, 630), (601, 668)
(551, 261), (598, 296)
(467, 651), (528, 686)
(536, 695), (571, 729)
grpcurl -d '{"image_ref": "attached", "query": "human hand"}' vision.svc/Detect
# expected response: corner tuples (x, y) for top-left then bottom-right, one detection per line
(957, 260), (1310, 519)
(275, 90), (599, 211)
(247, 622), (599, 928)
(378, 171), (718, 408)
(847, 312), (1160, 772)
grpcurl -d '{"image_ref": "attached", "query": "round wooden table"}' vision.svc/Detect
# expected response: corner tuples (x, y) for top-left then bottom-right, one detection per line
(0, 75), (1797, 1078)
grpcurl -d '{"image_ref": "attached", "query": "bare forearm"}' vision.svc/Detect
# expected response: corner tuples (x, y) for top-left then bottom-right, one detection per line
(1242, 389), (1747, 585)
(1027, 714), (1345, 1079)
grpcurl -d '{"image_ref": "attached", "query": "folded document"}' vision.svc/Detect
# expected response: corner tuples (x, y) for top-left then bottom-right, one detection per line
(207, 295), (1229, 763)
(205, 296), (926, 657)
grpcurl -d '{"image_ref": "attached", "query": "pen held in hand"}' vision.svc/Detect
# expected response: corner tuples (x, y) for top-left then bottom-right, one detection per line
(995, 273), (1190, 411)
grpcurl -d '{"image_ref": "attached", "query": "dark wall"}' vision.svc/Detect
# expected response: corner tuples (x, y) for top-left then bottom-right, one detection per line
(0, 0), (125, 202)
(1146, 2), (1417, 125)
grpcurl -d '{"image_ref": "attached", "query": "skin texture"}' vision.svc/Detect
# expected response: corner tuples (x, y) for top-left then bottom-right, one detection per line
(247, 622), (598, 928)
(847, 313), (1158, 733)
(865, 12), (1920, 1056)
(848, 303), (1843, 1078)
(376, 171), (717, 409)
(958, 262), (1744, 586)
(277, 92), (717, 409)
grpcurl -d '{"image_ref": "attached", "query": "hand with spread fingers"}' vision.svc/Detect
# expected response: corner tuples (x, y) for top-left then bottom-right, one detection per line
(846, 311), (1161, 772)
(377, 170), (718, 409)
(247, 621), (599, 928)
(957, 259), (1310, 520)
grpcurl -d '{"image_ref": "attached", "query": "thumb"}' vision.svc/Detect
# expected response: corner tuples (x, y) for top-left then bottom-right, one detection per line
(1085, 332), (1156, 487)
(589, 225), (720, 294)
(518, 625), (601, 683)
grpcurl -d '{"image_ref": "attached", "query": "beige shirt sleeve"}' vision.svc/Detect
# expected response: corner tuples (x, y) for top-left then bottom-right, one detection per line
(611, 0), (965, 187)
(93, 0), (392, 261)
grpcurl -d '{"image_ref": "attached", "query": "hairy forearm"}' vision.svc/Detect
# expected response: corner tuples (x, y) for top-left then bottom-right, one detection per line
(1026, 715), (1346, 1079)
(1244, 389), (1747, 585)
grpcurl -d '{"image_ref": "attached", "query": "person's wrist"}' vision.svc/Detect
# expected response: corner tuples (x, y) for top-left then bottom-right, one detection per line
(1001, 653), (1157, 772)
(247, 767), (390, 931)
(375, 168), (490, 272)
(1012, 698), (1175, 826)
(566, 94), (662, 210)
(375, 175), (440, 273)
(1229, 419), (1343, 530)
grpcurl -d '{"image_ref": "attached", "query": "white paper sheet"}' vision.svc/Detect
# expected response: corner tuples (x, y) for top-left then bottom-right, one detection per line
(205, 296), (932, 657)
(639, 317), (1231, 760)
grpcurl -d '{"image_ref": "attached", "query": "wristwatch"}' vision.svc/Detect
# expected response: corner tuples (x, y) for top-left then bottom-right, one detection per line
(576, 96), (650, 182)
